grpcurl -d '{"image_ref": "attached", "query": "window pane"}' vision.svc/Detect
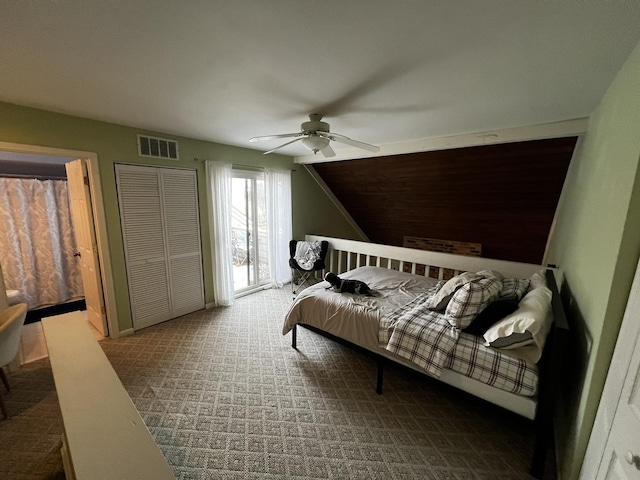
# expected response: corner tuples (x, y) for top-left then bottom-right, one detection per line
(232, 177), (250, 291)
(231, 172), (270, 293)
(256, 178), (269, 282)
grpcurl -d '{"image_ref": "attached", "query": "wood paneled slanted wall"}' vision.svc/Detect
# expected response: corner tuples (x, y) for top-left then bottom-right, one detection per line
(312, 137), (577, 264)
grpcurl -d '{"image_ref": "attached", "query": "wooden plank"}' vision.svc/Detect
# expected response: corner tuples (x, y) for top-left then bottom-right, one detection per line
(42, 312), (175, 480)
(311, 137), (576, 264)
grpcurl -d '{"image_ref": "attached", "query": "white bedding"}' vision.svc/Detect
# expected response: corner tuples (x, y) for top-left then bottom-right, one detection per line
(283, 266), (539, 396)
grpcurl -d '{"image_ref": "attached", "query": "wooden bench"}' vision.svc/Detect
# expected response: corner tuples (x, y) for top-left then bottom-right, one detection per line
(42, 311), (175, 480)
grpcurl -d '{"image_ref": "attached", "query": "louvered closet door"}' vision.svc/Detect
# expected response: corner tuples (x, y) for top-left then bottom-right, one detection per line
(116, 165), (172, 329)
(160, 168), (205, 317)
(116, 165), (204, 330)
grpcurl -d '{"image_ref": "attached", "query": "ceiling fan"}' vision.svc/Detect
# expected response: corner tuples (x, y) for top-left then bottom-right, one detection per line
(249, 114), (380, 158)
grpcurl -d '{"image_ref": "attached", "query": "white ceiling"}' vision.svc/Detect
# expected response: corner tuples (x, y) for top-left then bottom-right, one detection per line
(2, 1), (640, 159)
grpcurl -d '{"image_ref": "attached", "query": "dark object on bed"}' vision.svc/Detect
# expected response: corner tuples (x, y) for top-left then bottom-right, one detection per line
(289, 240), (329, 294)
(324, 272), (375, 295)
(462, 299), (519, 336)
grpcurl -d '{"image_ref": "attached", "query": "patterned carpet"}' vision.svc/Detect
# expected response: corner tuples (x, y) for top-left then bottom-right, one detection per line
(0, 288), (555, 479)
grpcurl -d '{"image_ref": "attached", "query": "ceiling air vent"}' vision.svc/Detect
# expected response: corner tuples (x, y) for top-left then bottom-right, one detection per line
(137, 134), (179, 160)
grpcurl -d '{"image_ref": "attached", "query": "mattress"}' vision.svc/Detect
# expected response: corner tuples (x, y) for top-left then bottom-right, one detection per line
(283, 266), (539, 396)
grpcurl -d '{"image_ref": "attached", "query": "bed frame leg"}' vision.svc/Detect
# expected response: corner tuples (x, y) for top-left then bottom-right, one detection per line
(530, 380), (554, 479)
(529, 340), (553, 480)
(376, 359), (384, 394)
(292, 324), (297, 349)
(530, 425), (548, 479)
(530, 275), (567, 480)
(530, 350), (555, 479)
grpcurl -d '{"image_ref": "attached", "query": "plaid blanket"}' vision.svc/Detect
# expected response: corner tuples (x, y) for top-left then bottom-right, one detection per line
(380, 283), (460, 377)
(380, 283), (539, 395)
(446, 333), (539, 395)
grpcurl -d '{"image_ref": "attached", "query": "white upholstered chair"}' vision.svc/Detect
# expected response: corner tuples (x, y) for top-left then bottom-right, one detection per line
(0, 303), (28, 419)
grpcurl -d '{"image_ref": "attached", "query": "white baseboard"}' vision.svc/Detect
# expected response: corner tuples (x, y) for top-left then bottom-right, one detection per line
(118, 328), (135, 337)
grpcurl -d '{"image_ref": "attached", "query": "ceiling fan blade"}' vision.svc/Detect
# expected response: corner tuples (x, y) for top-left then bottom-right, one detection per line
(320, 144), (336, 158)
(325, 133), (380, 153)
(249, 133), (301, 142)
(263, 137), (303, 155)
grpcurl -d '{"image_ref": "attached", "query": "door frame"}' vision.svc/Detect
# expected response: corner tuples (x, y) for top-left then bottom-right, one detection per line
(231, 169), (269, 296)
(0, 141), (118, 338)
(580, 256), (640, 478)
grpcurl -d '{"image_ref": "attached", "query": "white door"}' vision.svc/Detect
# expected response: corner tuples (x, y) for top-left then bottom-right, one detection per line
(116, 164), (204, 330)
(116, 165), (172, 329)
(231, 170), (269, 294)
(581, 259), (640, 479)
(596, 336), (640, 479)
(160, 168), (205, 317)
(65, 159), (107, 336)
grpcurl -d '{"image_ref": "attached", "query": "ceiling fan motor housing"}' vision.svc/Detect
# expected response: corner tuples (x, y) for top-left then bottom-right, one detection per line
(250, 113), (378, 157)
(302, 114), (330, 134)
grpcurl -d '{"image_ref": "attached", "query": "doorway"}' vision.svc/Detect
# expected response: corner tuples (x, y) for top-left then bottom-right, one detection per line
(0, 152), (79, 314)
(0, 142), (116, 340)
(231, 170), (270, 294)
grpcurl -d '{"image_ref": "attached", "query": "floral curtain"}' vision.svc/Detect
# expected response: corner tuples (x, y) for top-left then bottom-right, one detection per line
(0, 178), (84, 310)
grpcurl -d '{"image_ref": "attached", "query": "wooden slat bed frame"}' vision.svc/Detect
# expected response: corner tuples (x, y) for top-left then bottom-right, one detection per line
(291, 235), (568, 479)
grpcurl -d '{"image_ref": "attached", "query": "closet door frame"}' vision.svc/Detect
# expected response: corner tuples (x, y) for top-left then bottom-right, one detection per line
(116, 164), (204, 330)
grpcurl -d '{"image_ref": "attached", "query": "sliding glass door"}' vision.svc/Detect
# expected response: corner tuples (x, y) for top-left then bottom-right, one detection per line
(231, 170), (269, 294)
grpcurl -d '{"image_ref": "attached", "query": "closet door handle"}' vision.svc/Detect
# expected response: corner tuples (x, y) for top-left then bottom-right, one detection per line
(74, 252), (81, 257)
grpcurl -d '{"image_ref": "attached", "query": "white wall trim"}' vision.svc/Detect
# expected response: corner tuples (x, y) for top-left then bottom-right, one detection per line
(0, 141), (120, 339)
(303, 164), (369, 241)
(295, 117), (589, 164)
(542, 134), (588, 268)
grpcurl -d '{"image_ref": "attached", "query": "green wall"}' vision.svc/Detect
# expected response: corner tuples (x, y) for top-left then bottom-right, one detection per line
(0, 102), (360, 332)
(546, 39), (640, 479)
(7, 41), (640, 474)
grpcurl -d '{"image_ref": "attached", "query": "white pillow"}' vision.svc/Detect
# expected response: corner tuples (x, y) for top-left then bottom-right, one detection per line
(426, 271), (483, 311)
(529, 269), (547, 290)
(483, 286), (553, 362)
(487, 331), (533, 349)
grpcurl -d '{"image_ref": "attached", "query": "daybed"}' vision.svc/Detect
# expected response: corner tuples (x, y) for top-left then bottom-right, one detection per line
(282, 235), (568, 478)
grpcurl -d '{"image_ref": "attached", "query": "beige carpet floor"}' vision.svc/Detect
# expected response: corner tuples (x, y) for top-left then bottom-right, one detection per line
(0, 287), (555, 479)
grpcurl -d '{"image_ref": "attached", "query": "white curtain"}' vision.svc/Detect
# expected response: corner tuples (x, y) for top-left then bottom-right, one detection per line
(205, 161), (235, 306)
(266, 169), (292, 288)
(0, 178), (84, 310)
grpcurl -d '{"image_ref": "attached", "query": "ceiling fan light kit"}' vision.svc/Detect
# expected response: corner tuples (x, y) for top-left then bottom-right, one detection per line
(249, 114), (380, 158)
(301, 135), (329, 153)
